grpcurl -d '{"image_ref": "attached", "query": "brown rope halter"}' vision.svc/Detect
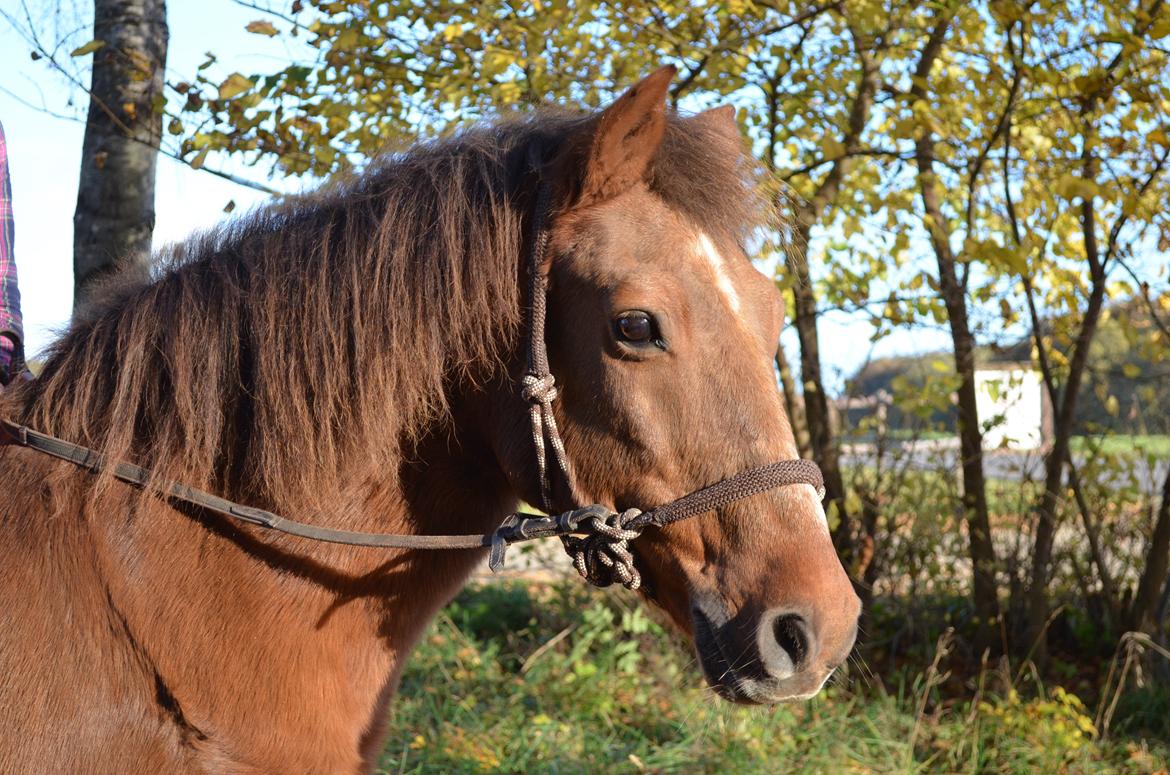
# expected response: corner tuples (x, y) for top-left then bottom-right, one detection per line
(0, 145), (825, 591)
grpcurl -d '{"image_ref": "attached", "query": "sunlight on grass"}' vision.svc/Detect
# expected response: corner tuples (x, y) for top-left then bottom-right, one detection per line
(378, 582), (1167, 774)
(1069, 435), (1170, 459)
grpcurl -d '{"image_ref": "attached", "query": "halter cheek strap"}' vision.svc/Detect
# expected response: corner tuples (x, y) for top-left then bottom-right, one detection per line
(518, 169), (579, 515)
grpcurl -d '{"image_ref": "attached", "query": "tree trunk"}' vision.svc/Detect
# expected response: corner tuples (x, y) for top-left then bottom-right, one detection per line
(73, 0), (168, 314)
(910, 13), (1001, 654)
(1025, 170), (1107, 661)
(785, 239), (853, 560)
(1129, 455), (1170, 633)
(917, 187), (1001, 652)
(777, 26), (879, 566)
(775, 341), (811, 459)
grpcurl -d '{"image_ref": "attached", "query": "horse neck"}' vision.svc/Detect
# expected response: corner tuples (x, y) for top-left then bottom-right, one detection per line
(77, 380), (522, 770)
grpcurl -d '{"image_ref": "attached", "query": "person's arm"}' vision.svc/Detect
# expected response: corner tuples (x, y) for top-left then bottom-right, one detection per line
(0, 119), (26, 386)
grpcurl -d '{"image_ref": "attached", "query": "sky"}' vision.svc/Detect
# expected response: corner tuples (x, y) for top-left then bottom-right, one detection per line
(0, 1), (953, 394)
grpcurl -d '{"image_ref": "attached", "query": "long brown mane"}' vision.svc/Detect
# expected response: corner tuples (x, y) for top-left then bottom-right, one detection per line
(9, 111), (759, 512)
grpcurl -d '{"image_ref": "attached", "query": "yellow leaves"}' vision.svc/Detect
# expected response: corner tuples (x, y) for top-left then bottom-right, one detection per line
(1122, 363), (1142, 379)
(1073, 73), (1107, 98)
(70, 39), (106, 57)
(988, 0), (1026, 24)
(189, 148), (209, 170)
(1151, 16), (1170, 39)
(967, 239), (1029, 275)
(909, 99), (943, 137)
(481, 47), (518, 78)
(850, 0), (888, 34)
(1054, 174), (1098, 202)
(820, 137), (844, 159)
(890, 116), (918, 139)
(497, 81), (523, 103)
(217, 73), (255, 100)
(333, 27), (360, 51)
(246, 20), (279, 37)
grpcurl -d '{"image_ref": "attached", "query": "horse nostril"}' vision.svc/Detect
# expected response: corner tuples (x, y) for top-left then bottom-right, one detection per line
(772, 614), (810, 670)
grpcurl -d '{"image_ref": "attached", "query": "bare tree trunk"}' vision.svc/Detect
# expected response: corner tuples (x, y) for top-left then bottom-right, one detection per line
(777, 24), (879, 566)
(1130, 459), (1170, 633)
(786, 240), (853, 559)
(1025, 157), (1107, 661)
(73, 0), (168, 314)
(910, 13), (1001, 654)
(775, 341), (811, 459)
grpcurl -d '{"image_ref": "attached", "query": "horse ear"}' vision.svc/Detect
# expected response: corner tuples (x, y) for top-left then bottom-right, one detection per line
(564, 65), (675, 208)
(693, 105), (739, 139)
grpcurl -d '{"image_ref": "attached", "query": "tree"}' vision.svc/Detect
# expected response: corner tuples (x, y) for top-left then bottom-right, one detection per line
(986, 0), (1170, 655)
(765, 5), (883, 566)
(902, 4), (1002, 652)
(72, 0), (168, 314)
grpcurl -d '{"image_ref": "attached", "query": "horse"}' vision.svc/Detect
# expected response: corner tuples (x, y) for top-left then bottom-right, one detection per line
(0, 66), (860, 773)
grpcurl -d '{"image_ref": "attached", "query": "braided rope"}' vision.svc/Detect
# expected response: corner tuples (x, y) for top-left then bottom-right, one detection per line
(627, 459), (824, 530)
(560, 509), (645, 590)
(520, 167), (581, 515)
(520, 371), (575, 514)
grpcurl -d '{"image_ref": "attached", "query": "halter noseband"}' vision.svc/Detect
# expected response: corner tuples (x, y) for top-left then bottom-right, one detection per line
(0, 143), (825, 591)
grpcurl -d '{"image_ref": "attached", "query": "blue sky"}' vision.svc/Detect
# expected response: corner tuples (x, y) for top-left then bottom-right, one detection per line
(0, 1), (952, 393)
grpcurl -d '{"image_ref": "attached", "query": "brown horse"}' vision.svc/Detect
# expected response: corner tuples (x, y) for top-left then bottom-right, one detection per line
(0, 67), (859, 773)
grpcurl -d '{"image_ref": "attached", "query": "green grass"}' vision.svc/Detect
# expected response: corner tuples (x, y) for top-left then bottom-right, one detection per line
(1070, 434), (1170, 459)
(378, 582), (1167, 774)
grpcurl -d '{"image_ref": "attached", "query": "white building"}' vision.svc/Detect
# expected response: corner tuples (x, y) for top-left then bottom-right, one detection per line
(974, 365), (1051, 450)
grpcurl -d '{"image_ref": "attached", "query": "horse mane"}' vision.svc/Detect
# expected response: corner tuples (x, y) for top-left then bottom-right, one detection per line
(9, 110), (763, 510)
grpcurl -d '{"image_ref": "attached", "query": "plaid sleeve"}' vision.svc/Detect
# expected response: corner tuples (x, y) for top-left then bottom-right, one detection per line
(0, 119), (24, 381)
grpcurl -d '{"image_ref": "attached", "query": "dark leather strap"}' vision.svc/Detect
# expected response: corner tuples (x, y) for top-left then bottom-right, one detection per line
(0, 419), (492, 549)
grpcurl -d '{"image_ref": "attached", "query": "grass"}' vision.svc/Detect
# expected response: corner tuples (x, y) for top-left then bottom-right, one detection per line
(378, 582), (1168, 774)
(1069, 434), (1170, 459)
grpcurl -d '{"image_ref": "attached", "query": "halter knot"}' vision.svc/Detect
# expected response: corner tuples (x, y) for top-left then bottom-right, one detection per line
(521, 372), (558, 404)
(561, 508), (644, 590)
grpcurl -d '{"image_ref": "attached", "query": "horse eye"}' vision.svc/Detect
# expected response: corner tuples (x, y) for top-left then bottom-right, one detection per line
(614, 311), (654, 344)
